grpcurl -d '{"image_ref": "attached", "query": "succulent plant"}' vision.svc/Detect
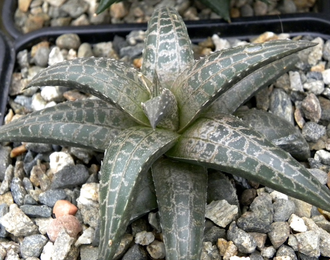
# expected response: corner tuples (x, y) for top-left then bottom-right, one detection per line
(1, 6), (330, 260)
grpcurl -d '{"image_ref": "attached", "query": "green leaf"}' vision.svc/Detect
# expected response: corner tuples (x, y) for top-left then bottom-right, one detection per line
(172, 40), (316, 132)
(198, 0), (231, 22)
(141, 88), (179, 130)
(142, 6), (194, 89)
(0, 100), (135, 151)
(96, 0), (122, 14)
(152, 158), (207, 260)
(167, 115), (330, 211)
(99, 127), (179, 260)
(234, 108), (310, 161)
(27, 57), (151, 126)
(205, 54), (299, 115)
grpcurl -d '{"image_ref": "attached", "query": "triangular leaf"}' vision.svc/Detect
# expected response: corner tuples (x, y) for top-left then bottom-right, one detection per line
(27, 57), (151, 126)
(96, 0), (122, 14)
(152, 158), (207, 260)
(167, 115), (330, 211)
(142, 6), (194, 89)
(0, 100), (135, 151)
(99, 127), (179, 260)
(198, 0), (231, 22)
(172, 40), (316, 132)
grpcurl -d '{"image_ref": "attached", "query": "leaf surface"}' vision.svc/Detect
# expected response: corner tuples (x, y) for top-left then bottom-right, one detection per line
(96, 0), (121, 14)
(0, 100), (135, 151)
(167, 115), (330, 211)
(172, 40), (316, 132)
(142, 6), (194, 89)
(98, 127), (179, 260)
(152, 158), (207, 260)
(28, 57), (150, 125)
(198, 0), (231, 22)
(205, 54), (299, 115)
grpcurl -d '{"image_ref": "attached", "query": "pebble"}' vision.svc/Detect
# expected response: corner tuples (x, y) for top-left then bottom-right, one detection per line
(34, 217), (53, 235)
(55, 34), (81, 50)
(200, 241), (221, 260)
(0, 204), (9, 237)
(302, 121), (326, 142)
(20, 204), (52, 218)
(205, 200), (238, 228)
(227, 222), (257, 254)
(10, 177), (27, 206)
(48, 46), (64, 66)
(276, 245), (298, 260)
(74, 227), (95, 247)
(288, 231), (320, 257)
(49, 151), (75, 173)
(217, 239), (237, 259)
(301, 93), (322, 122)
(308, 37), (324, 65)
(122, 244), (148, 260)
(0, 165), (14, 195)
(204, 224), (226, 244)
(39, 189), (67, 207)
(270, 88), (294, 124)
(303, 79), (324, 95)
(273, 198), (296, 222)
(30, 163), (51, 191)
(319, 96), (330, 122)
(51, 164), (90, 189)
(52, 229), (75, 260)
(80, 245), (98, 260)
(47, 215), (82, 242)
(0, 204), (38, 236)
(53, 200), (78, 217)
(77, 43), (93, 58)
(0, 146), (12, 181)
(268, 222), (291, 249)
(289, 71), (304, 92)
(135, 231), (155, 246)
(20, 234), (48, 258)
(146, 240), (166, 259)
(31, 92), (47, 111)
(261, 246), (277, 258)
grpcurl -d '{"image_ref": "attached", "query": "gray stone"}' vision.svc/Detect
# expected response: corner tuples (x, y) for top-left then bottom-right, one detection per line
(0, 204), (9, 237)
(302, 122), (326, 142)
(323, 40), (330, 61)
(11, 177), (27, 206)
(289, 71), (304, 92)
(227, 222), (257, 254)
(20, 234), (48, 258)
(276, 245), (298, 260)
(78, 43), (93, 58)
(39, 189), (67, 207)
(51, 164), (90, 189)
(14, 95), (33, 111)
(319, 96), (330, 123)
(23, 177), (34, 192)
(146, 240), (166, 259)
(33, 47), (50, 67)
(135, 231), (155, 246)
(240, 4), (254, 17)
(24, 194), (38, 205)
(306, 71), (323, 81)
(0, 165), (14, 195)
(80, 245), (98, 260)
(288, 231), (320, 257)
(253, 0), (268, 15)
(308, 168), (328, 184)
(268, 222), (290, 249)
(126, 30), (146, 45)
(273, 198), (295, 222)
(301, 93), (322, 122)
(200, 241), (221, 260)
(60, 0), (89, 19)
(75, 227), (95, 247)
(20, 204), (52, 218)
(120, 42), (144, 58)
(0, 204), (38, 236)
(275, 73), (291, 92)
(308, 37), (324, 65)
(249, 232), (267, 250)
(250, 252), (263, 260)
(68, 147), (94, 164)
(277, 0), (296, 13)
(0, 146), (12, 181)
(270, 88), (294, 124)
(261, 246), (276, 258)
(204, 224), (226, 244)
(52, 229), (75, 260)
(205, 200), (238, 228)
(56, 33), (81, 50)
(122, 244), (148, 260)
(237, 193), (273, 233)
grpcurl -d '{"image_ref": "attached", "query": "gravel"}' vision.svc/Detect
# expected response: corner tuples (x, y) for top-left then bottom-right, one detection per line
(2, 8), (330, 258)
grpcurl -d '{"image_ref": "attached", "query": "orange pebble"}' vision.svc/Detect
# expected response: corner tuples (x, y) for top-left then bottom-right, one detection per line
(53, 200), (78, 218)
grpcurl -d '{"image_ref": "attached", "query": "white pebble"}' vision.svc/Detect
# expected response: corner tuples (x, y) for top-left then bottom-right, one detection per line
(49, 152), (75, 173)
(289, 214), (307, 232)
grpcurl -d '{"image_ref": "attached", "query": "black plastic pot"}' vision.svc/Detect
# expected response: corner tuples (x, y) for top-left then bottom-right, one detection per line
(2, 0), (330, 126)
(0, 31), (15, 126)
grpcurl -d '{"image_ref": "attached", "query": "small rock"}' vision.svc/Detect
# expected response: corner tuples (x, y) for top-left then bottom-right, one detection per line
(78, 43), (93, 58)
(51, 164), (90, 189)
(31, 92), (47, 111)
(227, 222), (257, 254)
(49, 151), (75, 173)
(75, 227), (95, 247)
(249, 232), (267, 250)
(289, 214), (308, 232)
(40, 241), (54, 260)
(217, 238), (237, 259)
(308, 37), (324, 65)
(40, 86), (64, 102)
(56, 33), (81, 50)
(0, 165), (14, 195)
(52, 229), (75, 260)
(68, 147), (94, 164)
(288, 230), (320, 257)
(204, 224), (226, 244)
(20, 234), (48, 258)
(135, 231), (155, 246)
(0, 204), (38, 236)
(212, 35), (231, 51)
(290, 197), (313, 218)
(80, 245), (98, 260)
(261, 246), (276, 258)
(146, 240), (166, 259)
(30, 163), (51, 191)
(268, 222), (291, 249)
(20, 204), (52, 218)
(10, 177), (27, 206)
(122, 244), (148, 260)
(270, 88), (294, 124)
(301, 93), (322, 122)
(253, 0), (268, 15)
(0, 146), (12, 181)
(47, 215), (82, 242)
(273, 198), (296, 222)
(39, 189), (67, 207)
(0, 204), (9, 237)
(200, 241), (221, 260)
(93, 42), (116, 58)
(120, 43), (144, 58)
(53, 200), (78, 217)
(113, 234), (135, 259)
(289, 71), (304, 92)
(276, 244), (298, 260)
(302, 122), (326, 142)
(33, 47), (50, 67)
(205, 200), (238, 228)
(308, 168), (328, 184)
(34, 217), (53, 235)
(48, 46), (64, 66)
(323, 40), (330, 61)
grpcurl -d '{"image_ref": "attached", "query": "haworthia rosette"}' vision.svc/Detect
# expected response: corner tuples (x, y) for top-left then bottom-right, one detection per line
(205, 54), (300, 116)
(99, 127), (179, 260)
(27, 57), (151, 126)
(167, 115), (330, 211)
(142, 6), (194, 89)
(152, 158), (207, 260)
(0, 100), (136, 151)
(172, 40), (316, 132)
